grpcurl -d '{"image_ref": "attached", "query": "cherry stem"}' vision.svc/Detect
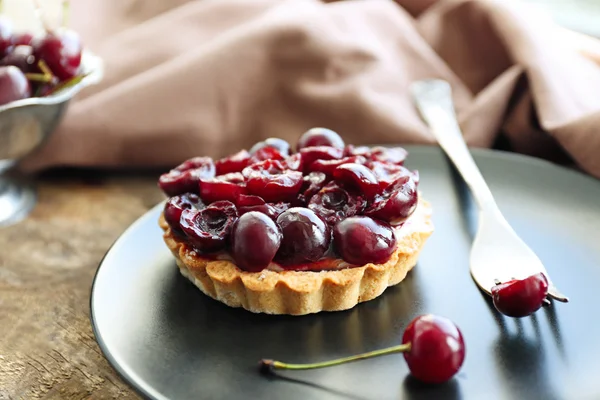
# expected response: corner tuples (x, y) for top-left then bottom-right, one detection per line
(61, 0), (69, 27)
(260, 343), (411, 371)
(25, 73), (52, 83)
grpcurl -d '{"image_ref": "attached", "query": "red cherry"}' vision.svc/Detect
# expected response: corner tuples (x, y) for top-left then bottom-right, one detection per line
(297, 127), (345, 151)
(231, 211), (282, 272)
(309, 156), (367, 178)
(158, 157), (216, 197)
(0, 45), (36, 72)
(250, 138), (290, 157)
(283, 153), (303, 171)
(402, 314), (466, 384)
(248, 146), (285, 165)
(163, 193), (204, 234)
(242, 160), (303, 202)
(368, 161), (414, 192)
(364, 176), (418, 225)
(215, 150), (251, 175)
(368, 146), (408, 165)
(299, 146), (343, 172)
(491, 272), (549, 318)
(180, 201), (238, 253)
(0, 66), (30, 106)
(31, 29), (82, 80)
(259, 314), (465, 385)
(12, 33), (33, 46)
(199, 172), (247, 204)
(332, 163), (380, 200)
(332, 216), (396, 265)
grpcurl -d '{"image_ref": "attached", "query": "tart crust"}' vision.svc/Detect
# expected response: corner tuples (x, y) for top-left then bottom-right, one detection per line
(159, 199), (433, 315)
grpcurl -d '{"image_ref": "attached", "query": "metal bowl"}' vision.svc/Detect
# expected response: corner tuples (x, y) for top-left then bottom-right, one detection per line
(0, 50), (104, 227)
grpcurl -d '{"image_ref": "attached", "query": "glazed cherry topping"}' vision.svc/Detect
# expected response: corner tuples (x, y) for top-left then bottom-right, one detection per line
(243, 160), (303, 202)
(333, 216), (396, 265)
(283, 153), (303, 171)
(491, 272), (549, 318)
(368, 161), (414, 191)
(365, 176), (418, 225)
(259, 314), (465, 385)
(163, 193), (204, 233)
(231, 211), (282, 272)
(343, 144), (371, 158)
(215, 150), (251, 175)
(248, 146), (285, 165)
(158, 158), (216, 197)
(299, 146), (343, 172)
(250, 138), (290, 157)
(199, 172), (247, 204)
(236, 194), (290, 220)
(333, 163), (380, 200)
(298, 171), (328, 205)
(308, 182), (366, 225)
(368, 146), (408, 165)
(0, 66), (30, 106)
(31, 29), (82, 80)
(180, 200), (238, 253)
(308, 156), (367, 178)
(297, 127), (345, 150)
(402, 314), (466, 384)
(275, 208), (331, 265)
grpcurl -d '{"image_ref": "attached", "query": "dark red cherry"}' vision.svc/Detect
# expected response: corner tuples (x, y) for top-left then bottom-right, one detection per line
(250, 138), (290, 157)
(199, 172), (247, 204)
(0, 66), (30, 106)
(31, 29), (82, 80)
(180, 201), (238, 252)
(333, 216), (396, 265)
(365, 176), (418, 225)
(231, 211), (282, 272)
(333, 163), (380, 200)
(248, 146), (285, 165)
(402, 314), (466, 384)
(163, 193), (204, 233)
(243, 160), (303, 202)
(298, 171), (328, 205)
(343, 144), (371, 158)
(491, 272), (549, 318)
(297, 127), (345, 150)
(0, 17), (13, 56)
(309, 155), (367, 178)
(239, 202), (290, 221)
(12, 33), (33, 46)
(367, 161), (413, 191)
(308, 182), (366, 225)
(158, 158), (216, 197)
(215, 150), (251, 175)
(275, 208), (331, 266)
(368, 146), (408, 165)
(299, 146), (343, 172)
(0, 45), (35, 73)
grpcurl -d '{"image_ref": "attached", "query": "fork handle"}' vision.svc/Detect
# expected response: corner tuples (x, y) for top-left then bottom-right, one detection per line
(411, 80), (500, 215)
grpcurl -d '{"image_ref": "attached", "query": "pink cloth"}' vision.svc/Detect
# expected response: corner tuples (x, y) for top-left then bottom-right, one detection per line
(19, 0), (600, 178)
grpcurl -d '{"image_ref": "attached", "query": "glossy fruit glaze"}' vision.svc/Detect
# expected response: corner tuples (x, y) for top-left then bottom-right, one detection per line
(159, 127), (421, 272)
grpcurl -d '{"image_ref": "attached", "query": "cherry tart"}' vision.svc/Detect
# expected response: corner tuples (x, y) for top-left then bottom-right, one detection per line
(158, 128), (434, 315)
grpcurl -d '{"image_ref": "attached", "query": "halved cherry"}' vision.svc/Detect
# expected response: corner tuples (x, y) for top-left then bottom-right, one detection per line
(163, 193), (205, 233)
(298, 171), (329, 205)
(368, 146), (408, 165)
(250, 138), (291, 157)
(199, 172), (247, 204)
(243, 160), (303, 202)
(308, 182), (366, 225)
(248, 147), (285, 165)
(296, 127), (345, 150)
(364, 176), (418, 225)
(215, 150), (251, 175)
(299, 146), (343, 172)
(333, 163), (380, 200)
(309, 155), (367, 178)
(283, 153), (303, 171)
(368, 161), (414, 192)
(158, 157), (216, 196)
(180, 201), (238, 253)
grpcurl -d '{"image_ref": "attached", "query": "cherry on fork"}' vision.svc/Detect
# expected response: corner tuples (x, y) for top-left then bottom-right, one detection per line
(491, 273), (550, 318)
(259, 314), (466, 385)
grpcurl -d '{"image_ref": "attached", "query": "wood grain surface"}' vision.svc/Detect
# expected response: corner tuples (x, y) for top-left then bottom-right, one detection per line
(0, 171), (165, 399)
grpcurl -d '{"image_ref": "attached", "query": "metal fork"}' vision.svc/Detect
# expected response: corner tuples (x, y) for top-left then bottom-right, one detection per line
(410, 79), (568, 303)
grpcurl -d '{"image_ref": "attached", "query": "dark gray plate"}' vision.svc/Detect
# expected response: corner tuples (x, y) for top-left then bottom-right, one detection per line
(90, 146), (600, 400)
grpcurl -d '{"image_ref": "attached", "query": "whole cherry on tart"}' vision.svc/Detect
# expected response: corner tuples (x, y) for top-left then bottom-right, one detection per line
(200, 172), (247, 204)
(491, 272), (549, 318)
(259, 314), (465, 385)
(275, 207), (331, 266)
(0, 65), (31, 106)
(250, 138), (291, 157)
(180, 200), (238, 253)
(308, 182), (366, 225)
(333, 216), (397, 265)
(231, 211), (282, 272)
(297, 127), (345, 150)
(163, 193), (205, 234)
(31, 28), (82, 81)
(243, 159), (303, 202)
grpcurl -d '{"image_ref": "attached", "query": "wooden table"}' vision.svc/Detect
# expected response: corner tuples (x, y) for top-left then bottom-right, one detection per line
(0, 171), (164, 399)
